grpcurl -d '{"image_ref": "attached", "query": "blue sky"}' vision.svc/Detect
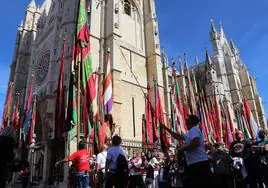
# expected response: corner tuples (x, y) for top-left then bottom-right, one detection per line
(0, 0), (267, 121)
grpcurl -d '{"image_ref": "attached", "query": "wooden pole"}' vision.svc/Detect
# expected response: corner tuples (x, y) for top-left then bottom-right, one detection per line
(98, 0), (106, 113)
(93, 0), (105, 153)
(77, 56), (81, 145)
(76, 0), (82, 147)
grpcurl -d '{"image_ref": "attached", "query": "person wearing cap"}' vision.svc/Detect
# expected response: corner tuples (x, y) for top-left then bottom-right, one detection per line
(55, 141), (90, 188)
(161, 115), (212, 188)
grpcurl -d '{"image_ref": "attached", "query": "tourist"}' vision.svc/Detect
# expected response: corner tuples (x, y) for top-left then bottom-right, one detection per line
(147, 151), (160, 188)
(256, 129), (268, 187)
(169, 153), (183, 188)
(144, 158), (154, 188)
(89, 155), (97, 187)
(229, 131), (251, 188)
(158, 155), (170, 188)
(105, 135), (128, 188)
(20, 161), (30, 188)
(128, 150), (144, 188)
(161, 115), (212, 188)
(96, 144), (108, 188)
(0, 127), (16, 188)
(55, 141), (90, 188)
(210, 143), (232, 188)
(140, 151), (147, 183)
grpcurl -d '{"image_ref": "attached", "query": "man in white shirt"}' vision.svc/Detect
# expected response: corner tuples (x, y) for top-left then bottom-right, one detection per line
(161, 115), (212, 188)
(96, 144), (108, 188)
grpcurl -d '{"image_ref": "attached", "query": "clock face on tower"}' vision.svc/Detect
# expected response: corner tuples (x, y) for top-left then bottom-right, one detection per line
(35, 49), (51, 86)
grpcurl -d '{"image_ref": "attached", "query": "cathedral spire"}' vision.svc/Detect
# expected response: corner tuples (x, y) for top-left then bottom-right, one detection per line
(230, 39), (239, 55)
(36, 5), (41, 13)
(210, 19), (217, 34)
(183, 53), (189, 72)
(27, 0), (36, 9)
(195, 56), (199, 66)
(179, 55), (184, 75)
(205, 48), (212, 66)
(230, 39), (235, 49)
(219, 20), (225, 36)
(171, 58), (176, 71)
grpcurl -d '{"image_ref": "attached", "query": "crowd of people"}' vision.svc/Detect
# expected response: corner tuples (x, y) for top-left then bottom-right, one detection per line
(55, 115), (268, 188)
(0, 114), (267, 188)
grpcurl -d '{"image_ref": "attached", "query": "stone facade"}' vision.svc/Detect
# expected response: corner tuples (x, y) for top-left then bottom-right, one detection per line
(7, 0), (267, 184)
(9, 0), (166, 141)
(8, 0), (166, 183)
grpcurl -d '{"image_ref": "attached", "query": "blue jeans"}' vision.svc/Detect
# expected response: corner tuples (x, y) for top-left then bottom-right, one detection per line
(75, 172), (90, 188)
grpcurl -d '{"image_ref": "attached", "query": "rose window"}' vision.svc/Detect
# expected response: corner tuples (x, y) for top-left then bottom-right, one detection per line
(36, 49), (50, 86)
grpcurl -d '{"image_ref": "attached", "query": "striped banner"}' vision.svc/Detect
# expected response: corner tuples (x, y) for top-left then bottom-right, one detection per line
(103, 50), (113, 114)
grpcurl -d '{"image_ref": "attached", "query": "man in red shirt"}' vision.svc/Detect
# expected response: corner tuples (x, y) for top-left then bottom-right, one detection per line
(56, 141), (90, 188)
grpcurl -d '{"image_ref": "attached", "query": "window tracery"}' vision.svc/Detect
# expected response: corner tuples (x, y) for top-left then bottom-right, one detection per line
(35, 49), (51, 86)
(124, 0), (131, 16)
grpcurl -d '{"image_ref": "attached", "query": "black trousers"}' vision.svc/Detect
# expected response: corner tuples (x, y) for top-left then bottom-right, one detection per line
(21, 177), (29, 188)
(105, 172), (127, 188)
(216, 174), (230, 188)
(184, 160), (213, 188)
(128, 175), (144, 188)
(0, 164), (7, 188)
(97, 171), (105, 188)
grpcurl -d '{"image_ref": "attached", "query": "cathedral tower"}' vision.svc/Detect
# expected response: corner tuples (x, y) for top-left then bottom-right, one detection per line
(95, 0), (165, 140)
(11, 0), (37, 106)
(210, 20), (232, 103)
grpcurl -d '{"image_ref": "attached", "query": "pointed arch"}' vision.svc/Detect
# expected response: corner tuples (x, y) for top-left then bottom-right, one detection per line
(124, 0), (132, 16)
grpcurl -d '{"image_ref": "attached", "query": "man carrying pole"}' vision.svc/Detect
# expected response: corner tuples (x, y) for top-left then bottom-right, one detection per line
(56, 141), (91, 188)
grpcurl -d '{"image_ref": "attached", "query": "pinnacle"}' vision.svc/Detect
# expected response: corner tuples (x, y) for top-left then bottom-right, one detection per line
(28, 0), (36, 9)
(161, 47), (166, 55)
(230, 39), (235, 49)
(205, 48), (212, 65)
(195, 56), (199, 65)
(219, 20), (225, 35)
(178, 55), (184, 75)
(18, 20), (23, 29)
(230, 39), (239, 55)
(210, 18), (217, 33)
(171, 58), (176, 68)
(183, 53), (189, 70)
(36, 5), (41, 12)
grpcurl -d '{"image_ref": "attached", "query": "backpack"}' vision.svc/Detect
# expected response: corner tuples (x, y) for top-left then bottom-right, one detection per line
(115, 154), (129, 179)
